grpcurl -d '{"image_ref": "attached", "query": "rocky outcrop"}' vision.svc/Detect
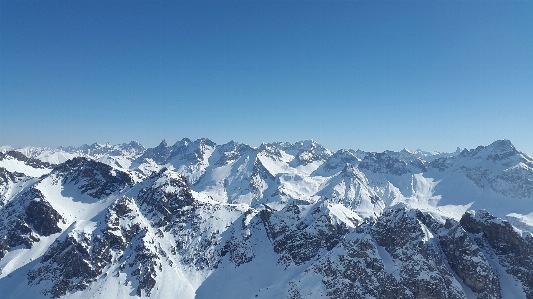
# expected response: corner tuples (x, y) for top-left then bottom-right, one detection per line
(53, 157), (133, 199)
(440, 219), (501, 299)
(460, 210), (533, 299)
(0, 188), (62, 259)
(261, 203), (350, 266)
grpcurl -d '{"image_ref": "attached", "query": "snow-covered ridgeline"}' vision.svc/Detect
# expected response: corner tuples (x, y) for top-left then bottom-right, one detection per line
(0, 138), (532, 298)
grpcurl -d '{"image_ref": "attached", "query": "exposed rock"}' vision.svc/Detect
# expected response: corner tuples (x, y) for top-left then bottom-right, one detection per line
(440, 219), (501, 298)
(53, 157), (133, 199)
(461, 210), (533, 298)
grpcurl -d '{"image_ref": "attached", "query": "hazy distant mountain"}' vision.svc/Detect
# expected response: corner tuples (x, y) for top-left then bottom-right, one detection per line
(1, 139), (532, 299)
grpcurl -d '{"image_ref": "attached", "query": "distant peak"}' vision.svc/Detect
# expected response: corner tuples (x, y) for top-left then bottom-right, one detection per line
(487, 139), (516, 153)
(489, 139), (513, 147)
(294, 139), (323, 150)
(401, 148), (413, 154)
(173, 138), (191, 148)
(197, 138), (215, 147)
(128, 140), (143, 147)
(157, 139), (168, 148)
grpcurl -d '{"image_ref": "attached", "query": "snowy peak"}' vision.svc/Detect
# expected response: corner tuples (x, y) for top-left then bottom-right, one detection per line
(484, 139), (517, 154)
(315, 149), (361, 175)
(259, 140), (332, 166)
(460, 139), (519, 160)
(61, 141), (146, 158)
(135, 168), (194, 227)
(287, 140), (332, 165)
(211, 140), (254, 166)
(52, 157), (133, 199)
(137, 140), (173, 164)
(169, 138), (216, 164)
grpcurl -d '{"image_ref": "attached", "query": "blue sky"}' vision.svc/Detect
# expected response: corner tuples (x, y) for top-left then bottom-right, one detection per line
(1, 1), (532, 154)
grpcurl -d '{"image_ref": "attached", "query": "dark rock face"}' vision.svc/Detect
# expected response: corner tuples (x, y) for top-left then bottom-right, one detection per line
(359, 152), (413, 176)
(28, 233), (96, 298)
(490, 167), (533, 198)
(460, 140), (518, 161)
(290, 141), (332, 166)
(54, 157), (133, 199)
(429, 157), (453, 172)
(371, 209), (464, 299)
(136, 169), (194, 227)
(428, 139), (533, 198)
(25, 197), (62, 236)
(250, 159), (275, 192)
(102, 196), (160, 297)
(460, 211), (533, 299)
(262, 140), (332, 166)
(0, 219), (39, 259)
(221, 209), (258, 267)
(440, 220), (501, 299)
(289, 208), (533, 299)
(136, 139), (173, 164)
(27, 196), (160, 298)
(312, 230), (411, 299)
(308, 208), (466, 299)
(0, 188), (62, 259)
(261, 203), (349, 266)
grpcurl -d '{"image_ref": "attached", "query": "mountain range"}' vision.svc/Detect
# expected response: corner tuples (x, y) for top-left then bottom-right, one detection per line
(1, 138), (532, 299)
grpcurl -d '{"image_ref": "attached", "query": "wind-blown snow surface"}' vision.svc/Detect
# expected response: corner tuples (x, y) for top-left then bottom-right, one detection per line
(1, 138), (533, 299)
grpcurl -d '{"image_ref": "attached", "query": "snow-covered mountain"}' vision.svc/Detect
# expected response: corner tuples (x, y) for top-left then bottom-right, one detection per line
(1, 139), (532, 298)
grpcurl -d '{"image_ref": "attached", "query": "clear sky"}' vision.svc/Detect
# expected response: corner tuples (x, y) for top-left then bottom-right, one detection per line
(1, 1), (532, 155)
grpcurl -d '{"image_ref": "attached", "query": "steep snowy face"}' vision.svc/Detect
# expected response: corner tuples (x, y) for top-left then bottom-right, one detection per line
(208, 140), (254, 166)
(0, 167), (30, 206)
(131, 138), (217, 184)
(314, 149), (362, 175)
(317, 165), (384, 219)
(169, 138), (216, 163)
(0, 151), (53, 177)
(427, 140), (533, 199)
(191, 142), (277, 206)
